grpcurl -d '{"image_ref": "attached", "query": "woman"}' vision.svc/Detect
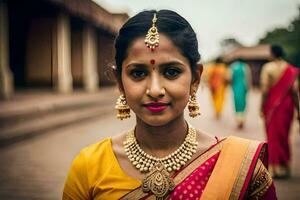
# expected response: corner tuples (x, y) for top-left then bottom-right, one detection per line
(63, 10), (277, 199)
(260, 45), (299, 179)
(206, 57), (228, 119)
(229, 59), (252, 129)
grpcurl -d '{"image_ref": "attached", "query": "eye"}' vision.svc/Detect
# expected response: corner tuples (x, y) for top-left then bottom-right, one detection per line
(164, 68), (181, 79)
(130, 69), (148, 79)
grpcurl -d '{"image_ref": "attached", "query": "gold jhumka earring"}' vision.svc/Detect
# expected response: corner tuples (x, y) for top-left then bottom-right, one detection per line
(188, 93), (201, 117)
(115, 94), (130, 120)
(144, 13), (159, 51)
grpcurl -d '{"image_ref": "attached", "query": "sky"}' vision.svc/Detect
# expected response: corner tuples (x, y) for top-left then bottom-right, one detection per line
(94, 0), (300, 61)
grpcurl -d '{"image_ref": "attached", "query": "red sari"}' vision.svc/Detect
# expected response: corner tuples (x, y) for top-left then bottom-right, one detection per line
(121, 136), (277, 200)
(262, 65), (299, 176)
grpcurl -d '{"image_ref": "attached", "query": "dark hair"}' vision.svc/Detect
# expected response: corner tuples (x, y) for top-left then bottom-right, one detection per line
(271, 44), (284, 58)
(114, 10), (201, 77)
(215, 57), (223, 63)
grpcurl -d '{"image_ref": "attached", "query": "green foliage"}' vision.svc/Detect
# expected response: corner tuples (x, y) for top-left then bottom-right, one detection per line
(259, 7), (300, 67)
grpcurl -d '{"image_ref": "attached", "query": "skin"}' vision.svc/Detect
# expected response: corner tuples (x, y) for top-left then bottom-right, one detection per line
(112, 34), (216, 181)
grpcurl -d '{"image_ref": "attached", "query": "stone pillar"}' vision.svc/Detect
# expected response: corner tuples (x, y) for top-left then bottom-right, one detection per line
(56, 13), (72, 93)
(82, 25), (99, 92)
(0, 1), (14, 99)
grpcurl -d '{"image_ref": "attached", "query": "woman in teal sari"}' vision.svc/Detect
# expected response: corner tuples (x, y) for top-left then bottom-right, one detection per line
(229, 59), (251, 129)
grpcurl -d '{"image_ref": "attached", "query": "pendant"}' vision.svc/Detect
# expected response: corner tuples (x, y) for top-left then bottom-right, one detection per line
(142, 162), (175, 200)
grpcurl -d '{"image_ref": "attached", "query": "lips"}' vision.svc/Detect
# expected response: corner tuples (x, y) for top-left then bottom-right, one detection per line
(144, 102), (169, 113)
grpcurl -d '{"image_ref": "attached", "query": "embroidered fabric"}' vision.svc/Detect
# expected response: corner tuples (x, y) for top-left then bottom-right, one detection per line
(248, 159), (272, 199)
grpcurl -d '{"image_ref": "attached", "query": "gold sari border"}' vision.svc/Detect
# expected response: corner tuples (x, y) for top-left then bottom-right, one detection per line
(229, 140), (260, 199)
(200, 136), (251, 200)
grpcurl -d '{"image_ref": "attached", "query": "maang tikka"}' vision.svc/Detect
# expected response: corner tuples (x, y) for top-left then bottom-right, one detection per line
(188, 92), (201, 118)
(115, 94), (130, 120)
(145, 13), (159, 51)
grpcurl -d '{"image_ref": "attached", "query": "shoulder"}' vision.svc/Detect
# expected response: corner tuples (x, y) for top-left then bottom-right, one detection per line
(79, 138), (112, 160)
(68, 138), (114, 175)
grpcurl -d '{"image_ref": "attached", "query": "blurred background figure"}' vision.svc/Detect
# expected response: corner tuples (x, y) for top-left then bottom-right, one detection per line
(206, 57), (229, 119)
(229, 59), (252, 129)
(260, 44), (299, 179)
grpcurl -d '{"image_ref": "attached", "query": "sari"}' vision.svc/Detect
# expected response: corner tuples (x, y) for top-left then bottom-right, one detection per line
(230, 61), (249, 128)
(230, 61), (248, 113)
(262, 64), (299, 177)
(207, 64), (228, 118)
(121, 136), (277, 200)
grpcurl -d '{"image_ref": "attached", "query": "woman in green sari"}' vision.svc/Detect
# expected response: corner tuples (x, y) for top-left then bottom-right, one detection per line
(229, 59), (251, 129)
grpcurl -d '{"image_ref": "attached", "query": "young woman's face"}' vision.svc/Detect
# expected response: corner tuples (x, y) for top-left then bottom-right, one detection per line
(121, 34), (198, 126)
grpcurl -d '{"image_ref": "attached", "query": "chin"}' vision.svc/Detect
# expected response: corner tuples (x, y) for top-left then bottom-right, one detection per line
(138, 113), (181, 127)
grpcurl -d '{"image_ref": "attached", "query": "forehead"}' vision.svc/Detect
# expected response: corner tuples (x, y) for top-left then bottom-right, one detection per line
(124, 34), (189, 64)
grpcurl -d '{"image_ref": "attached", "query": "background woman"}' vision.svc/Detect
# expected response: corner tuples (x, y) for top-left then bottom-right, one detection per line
(63, 10), (277, 199)
(260, 45), (299, 179)
(229, 59), (252, 129)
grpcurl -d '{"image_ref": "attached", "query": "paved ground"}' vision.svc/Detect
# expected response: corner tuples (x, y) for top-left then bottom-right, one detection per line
(0, 87), (299, 199)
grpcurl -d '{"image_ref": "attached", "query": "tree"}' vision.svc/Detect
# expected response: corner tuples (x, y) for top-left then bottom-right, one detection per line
(259, 6), (300, 67)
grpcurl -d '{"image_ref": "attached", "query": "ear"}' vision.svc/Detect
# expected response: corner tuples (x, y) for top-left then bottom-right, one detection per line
(190, 63), (203, 93)
(112, 65), (125, 94)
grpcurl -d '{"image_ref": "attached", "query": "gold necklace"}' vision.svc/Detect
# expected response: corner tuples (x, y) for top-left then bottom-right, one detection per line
(124, 125), (198, 199)
(123, 125), (198, 173)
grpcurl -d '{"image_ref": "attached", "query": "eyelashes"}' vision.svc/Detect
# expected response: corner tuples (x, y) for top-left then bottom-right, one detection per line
(129, 67), (182, 80)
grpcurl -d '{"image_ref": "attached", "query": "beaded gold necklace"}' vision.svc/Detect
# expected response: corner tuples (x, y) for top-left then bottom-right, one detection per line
(123, 125), (198, 199)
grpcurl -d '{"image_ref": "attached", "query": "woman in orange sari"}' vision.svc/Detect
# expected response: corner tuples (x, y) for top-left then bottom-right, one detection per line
(260, 45), (299, 179)
(63, 10), (277, 199)
(206, 58), (228, 119)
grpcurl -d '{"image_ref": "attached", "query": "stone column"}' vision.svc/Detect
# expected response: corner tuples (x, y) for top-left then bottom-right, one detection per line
(82, 25), (99, 92)
(56, 13), (72, 93)
(0, 1), (13, 99)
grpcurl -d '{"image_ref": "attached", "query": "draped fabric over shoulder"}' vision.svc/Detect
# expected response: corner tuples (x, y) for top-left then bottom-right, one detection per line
(121, 137), (277, 200)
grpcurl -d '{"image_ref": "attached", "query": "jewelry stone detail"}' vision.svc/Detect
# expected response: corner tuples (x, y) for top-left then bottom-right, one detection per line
(145, 13), (159, 51)
(123, 125), (198, 173)
(142, 162), (175, 200)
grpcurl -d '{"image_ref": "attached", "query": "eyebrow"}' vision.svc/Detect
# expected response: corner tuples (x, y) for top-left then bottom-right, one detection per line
(126, 61), (185, 69)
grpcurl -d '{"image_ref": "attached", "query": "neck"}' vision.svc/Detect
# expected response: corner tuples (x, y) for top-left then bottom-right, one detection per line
(134, 115), (188, 157)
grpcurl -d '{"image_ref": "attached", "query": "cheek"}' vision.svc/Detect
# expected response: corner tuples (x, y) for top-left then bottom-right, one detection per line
(122, 76), (145, 105)
(167, 77), (192, 102)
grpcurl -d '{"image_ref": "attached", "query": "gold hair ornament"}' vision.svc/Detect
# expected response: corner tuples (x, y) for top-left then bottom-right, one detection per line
(145, 13), (159, 51)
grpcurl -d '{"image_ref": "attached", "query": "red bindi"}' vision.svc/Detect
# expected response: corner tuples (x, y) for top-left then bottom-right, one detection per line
(150, 59), (155, 65)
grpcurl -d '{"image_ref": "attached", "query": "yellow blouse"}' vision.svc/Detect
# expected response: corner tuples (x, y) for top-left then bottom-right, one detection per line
(63, 138), (141, 200)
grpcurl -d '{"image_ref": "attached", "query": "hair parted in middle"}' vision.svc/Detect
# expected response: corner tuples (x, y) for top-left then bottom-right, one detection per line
(114, 9), (201, 78)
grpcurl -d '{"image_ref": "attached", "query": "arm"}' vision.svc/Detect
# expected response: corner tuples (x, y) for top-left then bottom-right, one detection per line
(246, 64), (252, 90)
(259, 64), (269, 116)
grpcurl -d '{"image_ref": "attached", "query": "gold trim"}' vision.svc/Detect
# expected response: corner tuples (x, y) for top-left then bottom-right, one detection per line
(229, 140), (260, 199)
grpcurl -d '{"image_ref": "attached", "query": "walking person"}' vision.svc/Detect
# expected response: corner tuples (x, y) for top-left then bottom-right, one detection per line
(63, 10), (277, 199)
(260, 45), (300, 179)
(229, 59), (252, 129)
(206, 57), (229, 119)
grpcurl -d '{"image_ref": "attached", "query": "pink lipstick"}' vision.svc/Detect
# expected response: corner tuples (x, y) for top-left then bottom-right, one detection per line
(144, 102), (169, 113)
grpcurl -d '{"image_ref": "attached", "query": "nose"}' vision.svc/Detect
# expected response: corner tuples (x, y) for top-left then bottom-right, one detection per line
(146, 73), (165, 99)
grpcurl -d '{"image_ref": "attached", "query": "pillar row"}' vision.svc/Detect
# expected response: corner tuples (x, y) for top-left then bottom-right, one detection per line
(56, 13), (73, 93)
(82, 25), (99, 92)
(0, 1), (14, 99)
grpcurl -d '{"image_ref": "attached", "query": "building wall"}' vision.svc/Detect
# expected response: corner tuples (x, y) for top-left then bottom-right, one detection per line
(71, 20), (83, 87)
(26, 17), (54, 86)
(97, 32), (115, 85)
